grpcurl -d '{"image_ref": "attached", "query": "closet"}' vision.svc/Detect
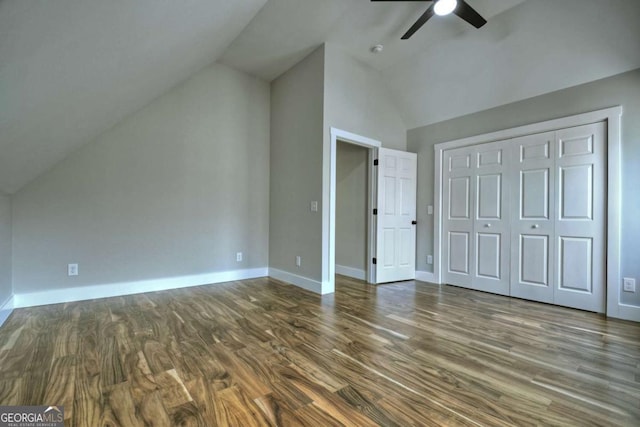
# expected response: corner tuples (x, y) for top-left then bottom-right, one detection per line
(441, 122), (606, 312)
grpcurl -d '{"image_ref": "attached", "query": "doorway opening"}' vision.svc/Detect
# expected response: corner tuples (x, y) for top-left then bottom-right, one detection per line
(323, 128), (380, 294)
(335, 141), (370, 281)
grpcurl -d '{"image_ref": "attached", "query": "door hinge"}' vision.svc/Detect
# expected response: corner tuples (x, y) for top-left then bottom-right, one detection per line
(373, 208), (378, 215)
(373, 159), (379, 166)
(372, 257), (377, 265)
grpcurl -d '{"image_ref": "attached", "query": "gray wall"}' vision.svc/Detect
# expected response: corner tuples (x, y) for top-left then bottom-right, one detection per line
(0, 195), (11, 305)
(269, 46), (325, 281)
(324, 44), (406, 150)
(12, 63), (270, 293)
(408, 68), (640, 307)
(270, 43), (406, 287)
(336, 142), (367, 273)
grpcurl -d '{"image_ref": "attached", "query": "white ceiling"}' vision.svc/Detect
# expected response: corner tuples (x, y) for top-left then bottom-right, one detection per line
(384, 0), (640, 129)
(4, 0), (637, 195)
(220, 0), (525, 80)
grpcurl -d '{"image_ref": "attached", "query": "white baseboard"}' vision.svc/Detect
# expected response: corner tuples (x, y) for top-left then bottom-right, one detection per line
(416, 270), (437, 284)
(0, 295), (14, 327)
(612, 303), (640, 322)
(335, 265), (366, 280)
(12, 268), (268, 308)
(268, 268), (329, 294)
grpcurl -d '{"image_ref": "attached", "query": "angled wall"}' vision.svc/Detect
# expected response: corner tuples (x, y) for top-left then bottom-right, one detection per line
(11, 63), (270, 303)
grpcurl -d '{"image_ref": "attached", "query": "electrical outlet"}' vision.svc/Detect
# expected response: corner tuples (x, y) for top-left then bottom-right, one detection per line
(236, 252), (243, 262)
(623, 277), (636, 292)
(296, 256), (301, 267)
(68, 263), (78, 276)
(427, 255), (433, 265)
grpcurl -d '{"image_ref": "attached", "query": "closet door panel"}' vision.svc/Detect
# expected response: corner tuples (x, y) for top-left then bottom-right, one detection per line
(442, 148), (475, 287)
(554, 122), (606, 313)
(473, 142), (510, 295)
(510, 132), (556, 304)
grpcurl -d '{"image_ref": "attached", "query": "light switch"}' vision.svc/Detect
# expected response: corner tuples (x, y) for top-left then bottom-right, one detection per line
(427, 205), (433, 215)
(623, 277), (636, 292)
(310, 201), (318, 212)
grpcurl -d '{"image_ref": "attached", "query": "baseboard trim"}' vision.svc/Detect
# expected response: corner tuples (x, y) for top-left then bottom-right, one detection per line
(416, 270), (437, 284)
(0, 295), (14, 327)
(12, 268), (269, 308)
(613, 303), (640, 322)
(268, 268), (328, 294)
(335, 265), (366, 280)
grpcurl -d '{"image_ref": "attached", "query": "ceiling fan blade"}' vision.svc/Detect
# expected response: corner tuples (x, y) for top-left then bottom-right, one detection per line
(401, 3), (435, 39)
(453, 0), (487, 28)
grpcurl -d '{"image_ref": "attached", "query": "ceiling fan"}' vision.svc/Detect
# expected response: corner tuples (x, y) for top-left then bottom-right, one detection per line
(372, 0), (487, 39)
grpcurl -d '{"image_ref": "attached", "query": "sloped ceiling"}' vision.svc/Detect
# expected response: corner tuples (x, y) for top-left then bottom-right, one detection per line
(3, 0), (639, 194)
(0, 0), (266, 194)
(384, 0), (640, 129)
(1, 0), (524, 195)
(220, 0), (525, 81)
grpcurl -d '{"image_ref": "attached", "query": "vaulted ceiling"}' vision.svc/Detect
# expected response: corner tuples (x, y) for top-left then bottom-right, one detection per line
(0, 0), (267, 194)
(2, 0), (640, 195)
(220, 0), (525, 80)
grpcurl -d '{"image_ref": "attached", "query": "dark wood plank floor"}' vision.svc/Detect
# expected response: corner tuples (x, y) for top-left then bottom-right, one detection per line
(0, 276), (639, 426)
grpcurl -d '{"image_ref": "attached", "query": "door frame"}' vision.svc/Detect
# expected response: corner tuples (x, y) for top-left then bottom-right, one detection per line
(323, 128), (381, 294)
(433, 106), (623, 317)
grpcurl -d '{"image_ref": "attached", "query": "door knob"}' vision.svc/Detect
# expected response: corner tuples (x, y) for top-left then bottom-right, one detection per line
(484, 224), (491, 228)
(412, 220), (417, 225)
(532, 224), (539, 229)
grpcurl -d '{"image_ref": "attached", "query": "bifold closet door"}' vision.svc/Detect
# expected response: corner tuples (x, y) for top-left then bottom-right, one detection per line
(442, 142), (510, 295)
(443, 147), (475, 288)
(553, 122), (606, 313)
(510, 132), (556, 304)
(442, 123), (606, 312)
(510, 124), (606, 312)
(473, 142), (510, 295)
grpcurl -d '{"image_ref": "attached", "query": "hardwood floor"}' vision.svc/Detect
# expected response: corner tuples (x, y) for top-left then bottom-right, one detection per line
(0, 276), (639, 426)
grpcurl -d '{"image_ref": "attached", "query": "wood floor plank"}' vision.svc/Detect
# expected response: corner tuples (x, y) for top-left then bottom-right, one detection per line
(138, 390), (172, 427)
(213, 386), (271, 427)
(104, 382), (145, 427)
(0, 276), (638, 426)
(43, 356), (76, 423)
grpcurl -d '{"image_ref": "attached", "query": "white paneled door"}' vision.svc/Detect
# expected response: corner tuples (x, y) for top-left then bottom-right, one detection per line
(553, 122), (606, 312)
(474, 142), (511, 294)
(441, 122), (606, 312)
(443, 142), (511, 294)
(511, 132), (556, 303)
(442, 146), (474, 288)
(375, 148), (417, 283)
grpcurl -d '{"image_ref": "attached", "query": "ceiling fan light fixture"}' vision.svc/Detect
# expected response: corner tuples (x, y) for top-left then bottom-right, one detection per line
(434, 0), (458, 16)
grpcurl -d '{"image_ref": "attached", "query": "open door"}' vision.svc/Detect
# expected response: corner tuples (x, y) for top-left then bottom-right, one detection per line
(375, 147), (417, 283)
